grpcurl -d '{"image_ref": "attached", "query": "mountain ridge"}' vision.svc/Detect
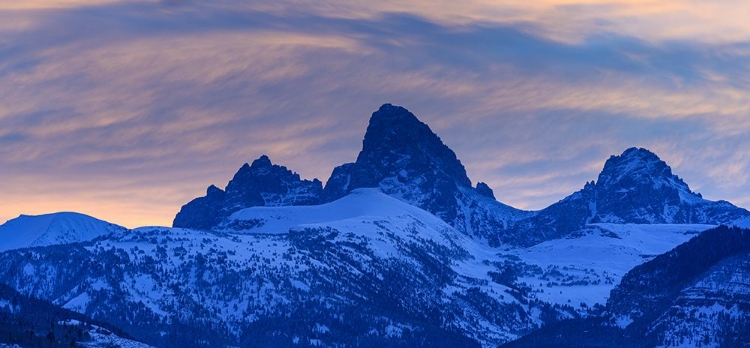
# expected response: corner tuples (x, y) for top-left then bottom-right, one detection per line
(173, 155), (324, 230)
(498, 147), (750, 246)
(172, 104), (749, 248)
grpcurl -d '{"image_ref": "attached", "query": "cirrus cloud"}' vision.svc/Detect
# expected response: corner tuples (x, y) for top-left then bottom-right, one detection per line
(1, 0), (749, 227)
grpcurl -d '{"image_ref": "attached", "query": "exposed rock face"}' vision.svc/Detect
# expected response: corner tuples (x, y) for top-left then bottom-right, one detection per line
(324, 104), (472, 220)
(172, 104), (524, 236)
(221, 155), (323, 212)
(593, 147), (749, 224)
(475, 182), (495, 200)
(594, 147), (699, 223)
(172, 185), (226, 230)
(323, 104), (525, 239)
(173, 155), (323, 230)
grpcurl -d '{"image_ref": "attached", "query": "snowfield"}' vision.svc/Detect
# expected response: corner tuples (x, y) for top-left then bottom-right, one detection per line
(509, 223), (714, 306)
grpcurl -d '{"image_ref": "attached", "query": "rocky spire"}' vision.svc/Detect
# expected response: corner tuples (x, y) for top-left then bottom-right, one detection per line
(324, 104), (473, 222)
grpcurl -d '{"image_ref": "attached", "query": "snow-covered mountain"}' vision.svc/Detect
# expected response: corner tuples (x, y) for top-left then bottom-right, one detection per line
(502, 147), (750, 246)
(0, 197), (727, 347)
(2, 104), (749, 347)
(0, 212), (126, 252)
(0, 189), (551, 347)
(173, 105), (748, 248)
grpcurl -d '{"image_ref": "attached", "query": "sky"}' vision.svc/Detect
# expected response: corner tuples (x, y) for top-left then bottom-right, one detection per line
(1, 0), (749, 228)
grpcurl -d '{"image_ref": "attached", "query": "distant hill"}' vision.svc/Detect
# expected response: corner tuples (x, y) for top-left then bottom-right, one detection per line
(0, 212), (126, 252)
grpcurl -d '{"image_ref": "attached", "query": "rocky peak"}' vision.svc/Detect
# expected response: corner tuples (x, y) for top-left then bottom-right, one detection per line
(206, 184), (224, 197)
(353, 103), (472, 188)
(596, 147), (691, 194)
(173, 155), (323, 230)
(250, 155), (273, 169)
(362, 103), (424, 143)
(323, 104), (524, 239)
(590, 147), (705, 224)
(324, 104), (473, 220)
(501, 148), (750, 246)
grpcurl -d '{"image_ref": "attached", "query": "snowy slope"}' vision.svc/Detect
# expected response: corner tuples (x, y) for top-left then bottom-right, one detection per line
(224, 192), (721, 321)
(0, 212), (126, 252)
(223, 188), (461, 235)
(0, 190), (535, 347)
(506, 223), (714, 307)
(649, 254), (750, 348)
(609, 226), (750, 347)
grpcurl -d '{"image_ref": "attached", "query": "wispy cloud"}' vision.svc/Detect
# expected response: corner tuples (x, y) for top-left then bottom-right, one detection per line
(1, 1), (749, 226)
(0, 0), (126, 10)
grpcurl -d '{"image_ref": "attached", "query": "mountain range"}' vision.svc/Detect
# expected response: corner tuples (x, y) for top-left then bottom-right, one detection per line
(1, 103), (748, 347)
(174, 104), (748, 246)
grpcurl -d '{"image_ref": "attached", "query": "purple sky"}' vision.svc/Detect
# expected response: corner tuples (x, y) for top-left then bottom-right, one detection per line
(2, 1), (750, 228)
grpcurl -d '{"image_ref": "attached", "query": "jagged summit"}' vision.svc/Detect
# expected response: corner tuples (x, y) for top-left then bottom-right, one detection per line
(356, 104), (470, 187)
(251, 154), (272, 168)
(597, 147), (692, 195)
(206, 184), (223, 196)
(174, 104), (523, 237)
(592, 147), (710, 224)
(331, 103), (472, 192)
(172, 106), (748, 246)
(476, 182), (495, 200)
(324, 104), (522, 237)
(173, 155), (323, 230)
(501, 147), (750, 246)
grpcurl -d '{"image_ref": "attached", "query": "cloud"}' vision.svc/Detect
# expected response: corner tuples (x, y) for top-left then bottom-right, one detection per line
(1, 1), (749, 226)
(189, 0), (750, 43)
(0, 0), (126, 10)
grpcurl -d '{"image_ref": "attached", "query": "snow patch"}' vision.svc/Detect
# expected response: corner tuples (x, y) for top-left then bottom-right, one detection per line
(614, 315), (634, 329)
